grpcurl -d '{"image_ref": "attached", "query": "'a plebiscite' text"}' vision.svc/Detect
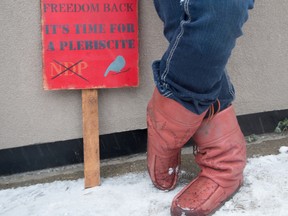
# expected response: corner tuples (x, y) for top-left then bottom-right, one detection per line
(47, 39), (136, 51)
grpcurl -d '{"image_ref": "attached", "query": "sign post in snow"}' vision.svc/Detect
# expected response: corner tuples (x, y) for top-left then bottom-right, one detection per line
(41, 0), (139, 188)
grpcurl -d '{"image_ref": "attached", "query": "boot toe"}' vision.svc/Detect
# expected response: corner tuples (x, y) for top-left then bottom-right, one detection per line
(148, 152), (180, 191)
(171, 176), (243, 216)
(171, 177), (222, 216)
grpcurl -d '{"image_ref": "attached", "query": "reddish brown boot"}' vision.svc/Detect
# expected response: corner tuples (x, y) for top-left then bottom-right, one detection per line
(171, 105), (246, 215)
(147, 89), (207, 191)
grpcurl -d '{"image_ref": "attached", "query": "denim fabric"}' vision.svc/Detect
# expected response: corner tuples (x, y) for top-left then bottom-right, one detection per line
(153, 0), (254, 114)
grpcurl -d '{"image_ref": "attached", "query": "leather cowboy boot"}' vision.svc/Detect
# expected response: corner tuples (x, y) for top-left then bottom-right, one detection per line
(147, 88), (207, 191)
(171, 105), (246, 215)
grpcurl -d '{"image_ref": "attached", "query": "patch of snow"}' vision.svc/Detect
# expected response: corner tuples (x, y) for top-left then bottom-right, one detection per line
(279, 146), (288, 154)
(215, 147), (288, 216)
(168, 168), (174, 175)
(0, 147), (287, 216)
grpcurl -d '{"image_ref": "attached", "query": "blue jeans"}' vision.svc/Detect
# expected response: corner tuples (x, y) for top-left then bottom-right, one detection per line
(153, 0), (254, 114)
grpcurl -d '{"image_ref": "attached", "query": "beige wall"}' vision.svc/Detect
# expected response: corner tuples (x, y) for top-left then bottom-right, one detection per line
(0, 0), (287, 150)
(229, 0), (288, 114)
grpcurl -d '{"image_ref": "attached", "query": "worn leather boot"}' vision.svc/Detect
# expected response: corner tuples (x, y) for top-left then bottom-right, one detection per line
(171, 105), (246, 215)
(147, 88), (207, 191)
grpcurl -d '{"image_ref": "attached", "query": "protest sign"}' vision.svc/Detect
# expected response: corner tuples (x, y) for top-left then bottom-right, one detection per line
(41, 0), (138, 90)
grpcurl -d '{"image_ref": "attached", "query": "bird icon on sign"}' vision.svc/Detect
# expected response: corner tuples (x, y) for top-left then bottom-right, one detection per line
(104, 55), (130, 77)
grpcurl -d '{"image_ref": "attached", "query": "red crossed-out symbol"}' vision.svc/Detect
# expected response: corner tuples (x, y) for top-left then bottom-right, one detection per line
(51, 59), (89, 82)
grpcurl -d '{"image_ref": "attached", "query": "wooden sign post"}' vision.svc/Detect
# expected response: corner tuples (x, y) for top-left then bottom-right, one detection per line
(41, 0), (139, 188)
(82, 89), (100, 187)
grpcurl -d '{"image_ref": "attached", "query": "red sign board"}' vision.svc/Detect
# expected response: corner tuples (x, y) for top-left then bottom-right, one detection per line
(41, 0), (139, 90)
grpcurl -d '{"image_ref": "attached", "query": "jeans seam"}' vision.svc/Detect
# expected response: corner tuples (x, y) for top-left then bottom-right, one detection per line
(161, 0), (191, 84)
(224, 68), (235, 98)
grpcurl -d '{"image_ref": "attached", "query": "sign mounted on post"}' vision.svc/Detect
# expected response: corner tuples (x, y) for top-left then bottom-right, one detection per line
(41, 0), (139, 188)
(41, 0), (139, 90)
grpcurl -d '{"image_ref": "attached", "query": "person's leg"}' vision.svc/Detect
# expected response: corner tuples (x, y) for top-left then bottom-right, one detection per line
(147, 0), (254, 194)
(147, 0), (210, 191)
(147, 0), (203, 191)
(164, 1), (255, 214)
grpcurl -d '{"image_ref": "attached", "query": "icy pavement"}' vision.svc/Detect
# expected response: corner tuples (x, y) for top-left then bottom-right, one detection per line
(0, 146), (287, 216)
(214, 146), (288, 216)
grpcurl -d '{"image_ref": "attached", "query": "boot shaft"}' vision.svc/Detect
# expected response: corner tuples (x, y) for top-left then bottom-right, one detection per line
(147, 88), (207, 150)
(193, 106), (246, 188)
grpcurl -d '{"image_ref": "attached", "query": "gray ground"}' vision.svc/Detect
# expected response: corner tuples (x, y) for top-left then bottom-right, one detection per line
(1, 133), (287, 190)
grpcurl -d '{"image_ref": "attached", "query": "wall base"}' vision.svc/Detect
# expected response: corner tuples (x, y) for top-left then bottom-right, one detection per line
(1, 109), (287, 176)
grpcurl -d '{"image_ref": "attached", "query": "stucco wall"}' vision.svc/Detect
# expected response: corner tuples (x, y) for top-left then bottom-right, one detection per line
(229, 0), (288, 114)
(0, 0), (287, 150)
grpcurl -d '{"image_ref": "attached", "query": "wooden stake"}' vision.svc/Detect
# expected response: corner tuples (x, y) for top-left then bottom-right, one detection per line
(82, 89), (100, 188)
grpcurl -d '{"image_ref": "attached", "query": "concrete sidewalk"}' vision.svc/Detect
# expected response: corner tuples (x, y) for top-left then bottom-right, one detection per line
(1, 133), (288, 189)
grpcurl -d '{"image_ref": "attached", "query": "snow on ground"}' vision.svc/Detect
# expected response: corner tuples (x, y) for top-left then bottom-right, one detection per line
(0, 147), (287, 216)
